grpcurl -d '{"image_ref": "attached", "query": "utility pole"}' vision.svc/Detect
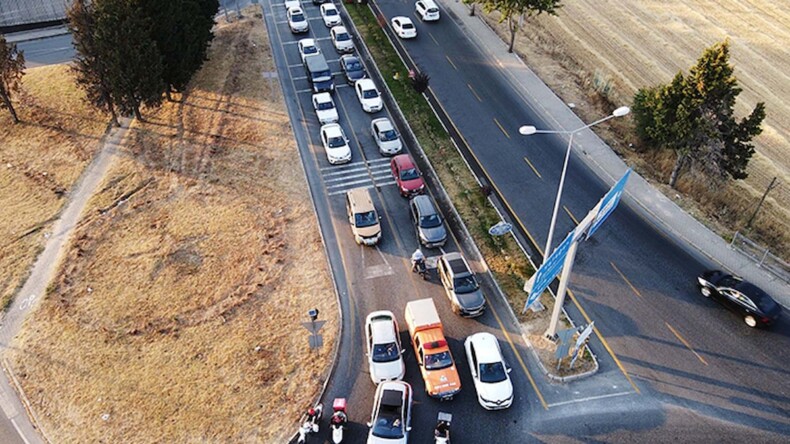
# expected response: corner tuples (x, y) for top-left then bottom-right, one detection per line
(746, 177), (778, 230)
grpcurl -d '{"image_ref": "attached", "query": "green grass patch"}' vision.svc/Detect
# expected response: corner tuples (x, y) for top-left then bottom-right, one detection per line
(346, 5), (541, 320)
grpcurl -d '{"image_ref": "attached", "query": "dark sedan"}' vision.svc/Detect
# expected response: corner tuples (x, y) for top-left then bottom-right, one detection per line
(697, 270), (782, 327)
(340, 55), (366, 85)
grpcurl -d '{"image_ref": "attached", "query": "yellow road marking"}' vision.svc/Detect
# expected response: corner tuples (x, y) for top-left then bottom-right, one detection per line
(445, 55), (457, 70)
(429, 32), (439, 46)
(665, 322), (708, 366)
(563, 206), (579, 225)
(567, 289), (641, 394)
(494, 118), (510, 139)
(523, 157), (542, 179)
(487, 298), (548, 410)
(467, 84), (483, 102)
(610, 262), (642, 298)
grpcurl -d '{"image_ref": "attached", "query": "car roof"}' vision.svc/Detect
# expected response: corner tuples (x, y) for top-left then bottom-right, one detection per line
(357, 78), (375, 89)
(342, 54), (359, 62)
(442, 252), (468, 273)
(392, 154), (415, 168)
(313, 92), (331, 102)
(733, 281), (773, 304)
(411, 194), (435, 213)
(369, 316), (397, 343)
(332, 25), (348, 33)
(288, 6), (303, 14)
(321, 123), (342, 136)
(373, 118), (394, 131)
(469, 333), (502, 363)
(381, 389), (403, 407)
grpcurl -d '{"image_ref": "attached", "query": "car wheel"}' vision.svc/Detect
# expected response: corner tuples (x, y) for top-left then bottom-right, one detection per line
(700, 286), (712, 298)
(744, 315), (758, 328)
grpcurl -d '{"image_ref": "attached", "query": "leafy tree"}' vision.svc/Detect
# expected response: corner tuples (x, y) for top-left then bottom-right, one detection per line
(68, 0), (120, 126)
(0, 33), (25, 124)
(633, 41), (766, 188)
(465, 0), (561, 53)
(141, 0), (218, 100)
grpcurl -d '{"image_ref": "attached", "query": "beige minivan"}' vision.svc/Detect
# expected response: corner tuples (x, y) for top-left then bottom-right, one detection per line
(346, 188), (381, 246)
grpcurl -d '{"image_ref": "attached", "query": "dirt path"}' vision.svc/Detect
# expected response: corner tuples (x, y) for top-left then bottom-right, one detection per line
(0, 118), (128, 443)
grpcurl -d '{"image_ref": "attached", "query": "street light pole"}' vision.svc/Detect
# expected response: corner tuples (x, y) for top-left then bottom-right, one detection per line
(519, 106), (630, 261)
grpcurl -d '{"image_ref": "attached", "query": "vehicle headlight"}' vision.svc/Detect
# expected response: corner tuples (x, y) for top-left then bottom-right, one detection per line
(401, 185), (409, 192)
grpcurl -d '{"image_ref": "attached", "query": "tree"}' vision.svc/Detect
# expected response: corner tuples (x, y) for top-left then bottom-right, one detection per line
(633, 41), (766, 188)
(141, 0), (218, 100)
(68, 0), (120, 126)
(0, 33), (25, 124)
(466, 0), (561, 53)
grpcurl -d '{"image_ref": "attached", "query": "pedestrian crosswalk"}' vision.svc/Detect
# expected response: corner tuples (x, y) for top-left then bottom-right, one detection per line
(322, 158), (396, 196)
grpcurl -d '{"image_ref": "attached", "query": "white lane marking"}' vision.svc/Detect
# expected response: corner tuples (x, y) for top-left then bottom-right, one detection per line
(365, 264), (395, 279)
(10, 418), (32, 444)
(322, 165), (369, 176)
(321, 160), (367, 171)
(546, 391), (634, 408)
(329, 185), (373, 196)
(326, 177), (372, 189)
(324, 171), (371, 182)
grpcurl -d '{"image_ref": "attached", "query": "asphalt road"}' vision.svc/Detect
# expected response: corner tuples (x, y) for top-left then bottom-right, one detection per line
(368, 0), (790, 439)
(15, 33), (73, 67)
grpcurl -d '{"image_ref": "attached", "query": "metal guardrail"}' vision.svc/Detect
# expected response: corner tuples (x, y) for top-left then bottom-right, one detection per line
(730, 231), (790, 284)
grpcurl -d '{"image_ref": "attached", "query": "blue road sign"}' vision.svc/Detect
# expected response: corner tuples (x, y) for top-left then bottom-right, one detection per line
(587, 169), (631, 239)
(525, 230), (574, 310)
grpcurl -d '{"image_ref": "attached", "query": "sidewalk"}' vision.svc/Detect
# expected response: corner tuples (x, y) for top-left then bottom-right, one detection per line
(439, 0), (790, 307)
(4, 25), (69, 44)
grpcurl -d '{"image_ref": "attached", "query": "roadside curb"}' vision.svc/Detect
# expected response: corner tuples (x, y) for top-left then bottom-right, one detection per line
(1, 358), (48, 443)
(4, 25), (69, 44)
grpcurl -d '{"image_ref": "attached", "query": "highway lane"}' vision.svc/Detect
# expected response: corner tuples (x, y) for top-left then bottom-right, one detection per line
(370, 0), (790, 438)
(261, 1), (557, 442)
(15, 33), (73, 67)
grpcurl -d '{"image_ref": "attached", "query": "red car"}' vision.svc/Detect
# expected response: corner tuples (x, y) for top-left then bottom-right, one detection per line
(390, 154), (425, 197)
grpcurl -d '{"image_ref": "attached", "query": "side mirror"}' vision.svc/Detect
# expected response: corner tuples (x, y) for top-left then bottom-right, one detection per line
(406, 426), (412, 432)
(366, 422), (372, 427)
(507, 367), (513, 374)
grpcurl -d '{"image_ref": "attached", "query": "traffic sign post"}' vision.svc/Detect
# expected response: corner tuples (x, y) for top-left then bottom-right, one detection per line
(569, 322), (594, 368)
(302, 308), (325, 350)
(523, 231), (574, 313)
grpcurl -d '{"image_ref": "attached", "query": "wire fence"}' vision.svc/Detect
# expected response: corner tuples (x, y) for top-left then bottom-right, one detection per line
(730, 231), (790, 284)
(0, 0), (67, 29)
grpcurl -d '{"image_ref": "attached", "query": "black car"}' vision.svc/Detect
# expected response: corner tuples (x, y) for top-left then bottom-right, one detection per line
(340, 55), (366, 85)
(697, 270), (782, 327)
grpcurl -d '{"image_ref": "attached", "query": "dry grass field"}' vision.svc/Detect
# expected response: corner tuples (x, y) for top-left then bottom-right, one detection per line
(483, 0), (790, 257)
(9, 9), (337, 443)
(0, 65), (110, 309)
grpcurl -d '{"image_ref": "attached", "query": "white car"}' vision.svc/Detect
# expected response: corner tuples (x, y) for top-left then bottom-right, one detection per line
(415, 0), (440, 22)
(464, 332), (514, 410)
(330, 25), (355, 53)
(287, 6), (309, 34)
(284, 0), (300, 9)
(370, 118), (402, 155)
(367, 381), (412, 444)
(297, 38), (321, 63)
(355, 78), (383, 113)
(365, 311), (406, 383)
(320, 123), (352, 165)
(312, 93), (339, 124)
(320, 3), (342, 27)
(391, 16), (416, 39)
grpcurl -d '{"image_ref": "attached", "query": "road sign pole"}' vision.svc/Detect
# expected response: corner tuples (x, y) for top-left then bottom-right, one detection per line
(545, 238), (579, 340)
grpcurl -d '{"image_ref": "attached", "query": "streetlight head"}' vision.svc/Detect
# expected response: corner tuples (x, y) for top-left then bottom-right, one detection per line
(613, 106), (631, 117)
(519, 125), (538, 136)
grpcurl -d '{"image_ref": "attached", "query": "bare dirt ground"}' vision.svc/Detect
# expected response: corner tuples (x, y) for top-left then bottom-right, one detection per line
(0, 65), (109, 309)
(481, 0), (790, 259)
(9, 9), (337, 443)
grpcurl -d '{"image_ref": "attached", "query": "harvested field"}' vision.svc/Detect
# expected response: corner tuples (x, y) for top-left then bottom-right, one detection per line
(10, 9), (337, 443)
(480, 0), (790, 257)
(0, 64), (110, 309)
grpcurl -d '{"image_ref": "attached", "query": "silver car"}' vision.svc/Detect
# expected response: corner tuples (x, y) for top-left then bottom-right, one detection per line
(371, 118), (403, 155)
(409, 195), (446, 248)
(437, 252), (486, 317)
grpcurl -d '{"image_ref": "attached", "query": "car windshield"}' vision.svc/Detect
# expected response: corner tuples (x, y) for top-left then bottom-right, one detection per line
(372, 405), (404, 439)
(313, 69), (331, 79)
(380, 129), (397, 141)
(327, 136), (345, 148)
(346, 60), (362, 71)
(402, 23), (415, 30)
(420, 214), (442, 228)
(292, 13), (305, 21)
(303, 45), (317, 55)
(424, 351), (453, 370)
(354, 211), (378, 228)
(325, 8), (338, 16)
(400, 168), (419, 181)
(363, 89), (379, 99)
(479, 361), (507, 383)
(453, 275), (479, 294)
(336, 32), (350, 42)
(372, 342), (400, 363)
(718, 275), (740, 288)
(428, 8), (439, 13)
(316, 100), (334, 111)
